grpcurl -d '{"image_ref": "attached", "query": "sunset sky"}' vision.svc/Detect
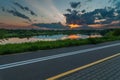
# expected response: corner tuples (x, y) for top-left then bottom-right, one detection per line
(0, 0), (120, 29)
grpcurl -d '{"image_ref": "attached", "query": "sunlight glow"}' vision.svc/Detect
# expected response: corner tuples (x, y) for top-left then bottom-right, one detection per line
(68, 34), (80, 39)
(69, 24), (80, 28)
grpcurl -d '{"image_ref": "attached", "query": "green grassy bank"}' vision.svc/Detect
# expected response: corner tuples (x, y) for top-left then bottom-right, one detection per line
(0, 36), (120, 55)
(0, 29), (120, 55)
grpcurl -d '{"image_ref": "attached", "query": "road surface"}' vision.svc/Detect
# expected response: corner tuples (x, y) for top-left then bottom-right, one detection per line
(0, 41), (120, 80)
(58, 53), (120, 80)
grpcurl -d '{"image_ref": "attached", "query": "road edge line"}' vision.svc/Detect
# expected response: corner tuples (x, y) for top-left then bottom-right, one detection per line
(47, 53), (120, 80)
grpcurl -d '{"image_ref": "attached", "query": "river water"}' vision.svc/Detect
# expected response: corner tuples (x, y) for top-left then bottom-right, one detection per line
(0, 34), (102, 45)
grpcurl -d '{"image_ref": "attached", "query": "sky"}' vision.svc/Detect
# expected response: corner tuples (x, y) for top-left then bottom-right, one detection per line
(0, 0), (120, 29)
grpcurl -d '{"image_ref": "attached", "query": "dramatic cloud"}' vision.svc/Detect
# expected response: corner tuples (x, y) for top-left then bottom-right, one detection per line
(108, 0), (120, 9)
(13, 2), (37, 16)
(64, 6), (119, 25)
(66, 9), (72, 13)
(70, 2), (81, 8)
(1, 7), (5, 12)
(115, 1), (120, 9)
(13, 2), (25, 10)
(33, 22), (69, 29)
(1, 6), (32, 22)
(7, 9), (31, 22)
(81, 10), (86, 13)
(0, 0), (120, 29)
(63, 0), (120, 26)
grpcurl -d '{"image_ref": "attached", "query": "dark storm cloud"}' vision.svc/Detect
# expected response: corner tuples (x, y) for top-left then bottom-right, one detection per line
(1, 7), (31, 22)
(66, 9), (72, 13)
(81, 10), (86, 13)
(64, 10), (84, 25)
(115, 1), (120, 9)
(33, 23), (69, 29)
(64, 6), (117, 25)
(7, 9), (31, 22)
(64, 0), (120, 25)
(30, 11), (37, 16)
(94, 8), (115, 18)
(1, 7), (5, 12)
(13, 2), (37, 16)
(13, 2), (25, 10)
(108, 0), (120, 9)
(70, 2), (81, 8)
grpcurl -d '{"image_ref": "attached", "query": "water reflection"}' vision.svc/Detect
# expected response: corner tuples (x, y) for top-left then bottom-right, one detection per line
(0, 34), (102, 45)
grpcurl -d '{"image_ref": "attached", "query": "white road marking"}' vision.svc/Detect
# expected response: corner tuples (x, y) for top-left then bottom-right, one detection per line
(0, 43), (120, 70)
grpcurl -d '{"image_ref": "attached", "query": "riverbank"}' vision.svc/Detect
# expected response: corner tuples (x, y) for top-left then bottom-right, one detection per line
(0, 29), (111, 39)
(0, 34), (90, 45)
(0, 36), (120, 55)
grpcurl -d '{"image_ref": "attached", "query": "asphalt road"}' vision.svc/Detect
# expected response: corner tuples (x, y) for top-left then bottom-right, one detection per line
(0, 41), (120, 80)
(59, 53), (120, 80)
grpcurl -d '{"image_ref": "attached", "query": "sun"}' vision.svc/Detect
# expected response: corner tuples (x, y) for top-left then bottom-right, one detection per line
(69, 24), (80, 28)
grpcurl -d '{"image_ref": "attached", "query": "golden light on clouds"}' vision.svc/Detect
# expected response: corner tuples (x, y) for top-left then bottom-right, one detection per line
(94, 19), (106, 23)
(111, 21), (120, 24)
(69, 24), (80, 28)
(88, 24), (104, 28)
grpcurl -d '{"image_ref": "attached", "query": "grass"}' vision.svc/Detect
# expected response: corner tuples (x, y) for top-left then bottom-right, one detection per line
(0, 36), (120, 55)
